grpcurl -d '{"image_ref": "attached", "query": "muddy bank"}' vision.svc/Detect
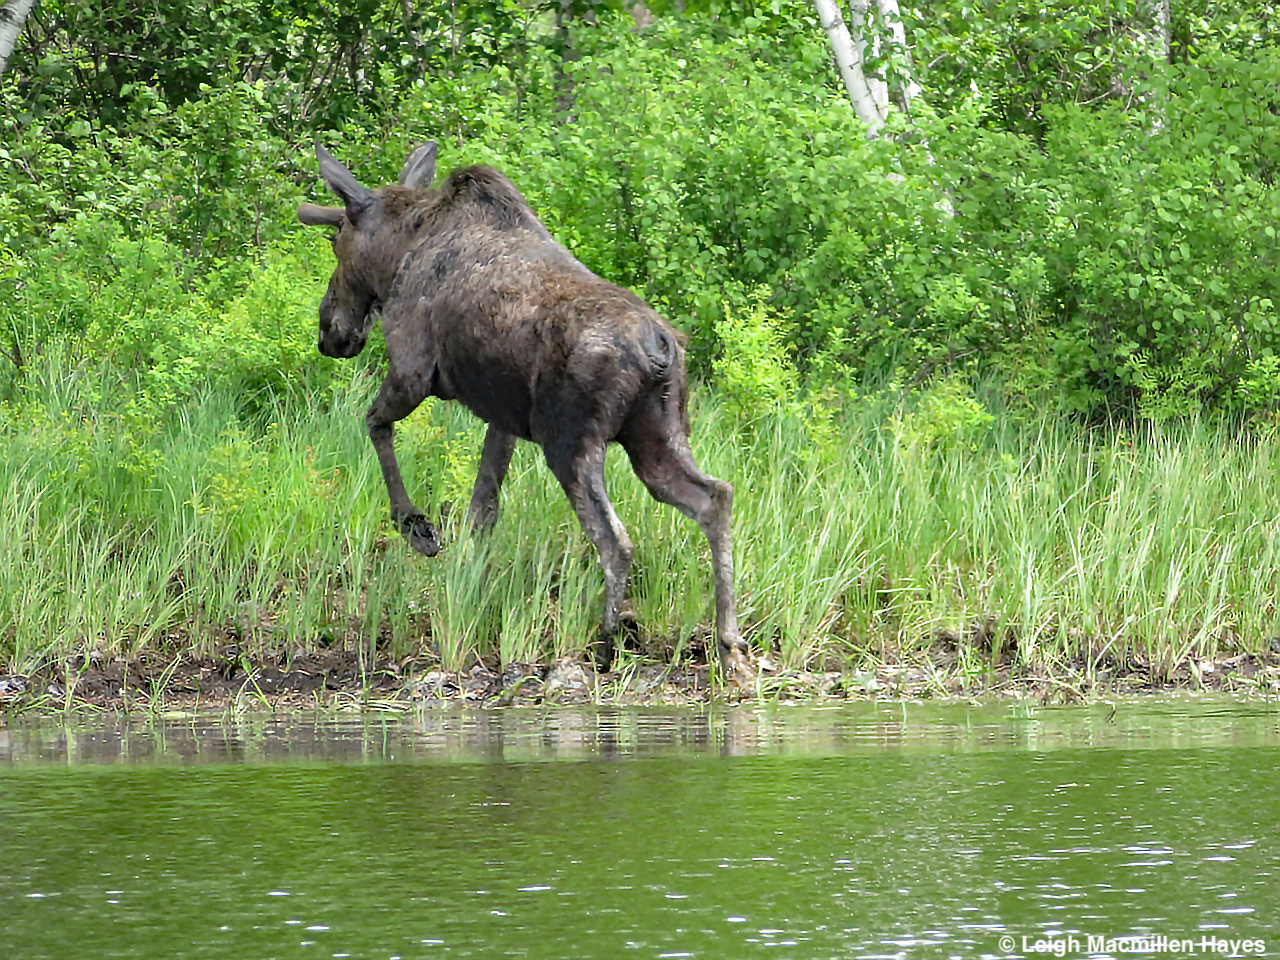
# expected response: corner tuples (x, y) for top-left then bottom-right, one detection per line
(3, 646), (1279, 714)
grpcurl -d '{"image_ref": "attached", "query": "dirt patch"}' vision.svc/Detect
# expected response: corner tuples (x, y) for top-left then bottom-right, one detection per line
(3, 646), (1279, 714)
(0, 649), (404, 714)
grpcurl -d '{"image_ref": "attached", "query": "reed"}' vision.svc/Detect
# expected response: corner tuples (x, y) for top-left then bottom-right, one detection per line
(4, 350), (1279, 680)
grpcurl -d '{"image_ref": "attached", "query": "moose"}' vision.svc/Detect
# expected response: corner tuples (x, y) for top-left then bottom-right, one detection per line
(298, 142), (752, 683)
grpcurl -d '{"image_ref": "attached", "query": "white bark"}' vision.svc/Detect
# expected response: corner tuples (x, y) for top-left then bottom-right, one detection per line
(849, 0), (888, 118)
(1145, 0), (1171, 62)
(821, 0), (924, 128)
(813, 0), (885, 132)
(0, 0), (37, 81)
(1136, 0), (1170, 132)
(628, 1), (654, 28)
(873, 0), (923, 115)
(821, 0), (953, 215)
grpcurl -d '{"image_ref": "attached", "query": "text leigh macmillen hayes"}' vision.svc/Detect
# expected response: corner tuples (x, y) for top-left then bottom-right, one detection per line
(1016, 934), (1265, 957)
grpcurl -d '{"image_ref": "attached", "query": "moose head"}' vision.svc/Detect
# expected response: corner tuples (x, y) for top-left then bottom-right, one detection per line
(298, 143), (439, 358)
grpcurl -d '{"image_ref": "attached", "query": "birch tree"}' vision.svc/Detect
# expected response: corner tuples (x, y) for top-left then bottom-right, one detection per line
(1123, 0), (1170, 130)
(815, 0), (926, 132)
(873, 0), (923, 117)
(823, 0), (953, 212)
(1144, 0), (1171, 63)
(813, 0), (886, 132)
(0, 0), (36, 81)
(848, 0), (887, 116)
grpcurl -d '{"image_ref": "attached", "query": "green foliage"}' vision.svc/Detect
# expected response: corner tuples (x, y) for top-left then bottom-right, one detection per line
(214, 233), (342, 404)
(0, 218), (339, 439)
(4, 327), (1280, 677)
(6, 0), (543, 133)
(713, 287), (796, 424)
(1031, 87), (1280, 416)
(889, 376), (995, 453)
(7, 2), (1280, 418)
(908, 0), (1168, 139)
(0, 79), (300, 270)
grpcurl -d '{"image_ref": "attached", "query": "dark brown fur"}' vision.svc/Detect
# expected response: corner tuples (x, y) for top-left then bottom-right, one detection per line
(298, 143), (750, 681)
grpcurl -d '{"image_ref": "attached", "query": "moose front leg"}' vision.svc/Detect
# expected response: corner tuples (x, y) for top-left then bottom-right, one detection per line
(468, 427), (517, 533)
(367, 373), (441, 556)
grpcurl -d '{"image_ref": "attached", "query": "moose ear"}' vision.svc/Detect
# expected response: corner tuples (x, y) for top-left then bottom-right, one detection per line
(297, 202), (345, 227)
(399, 141), (437, 190)
(315, 143), (374, 220)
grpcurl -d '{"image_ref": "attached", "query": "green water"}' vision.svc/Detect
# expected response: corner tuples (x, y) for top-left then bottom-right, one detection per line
(2, 698), (1277, 959)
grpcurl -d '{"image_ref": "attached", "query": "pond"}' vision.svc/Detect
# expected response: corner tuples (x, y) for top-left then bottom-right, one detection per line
(2, 697), (1277, 959)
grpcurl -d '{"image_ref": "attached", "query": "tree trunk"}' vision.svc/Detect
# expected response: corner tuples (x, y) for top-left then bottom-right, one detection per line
(849, 0), (888, 117)
(0, 0), (37, 80)
(813, 0), (885, 132)
(628, 1), (654, 29)
(554, 0), (579, 120)
(1145, 0), (1171, 62)
(1132, 0), (1170, 131)
(873, 0), (923, 116)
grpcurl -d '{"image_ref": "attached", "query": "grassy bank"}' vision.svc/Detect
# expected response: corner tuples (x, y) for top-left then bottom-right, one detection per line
(3, 347), (1280, 686)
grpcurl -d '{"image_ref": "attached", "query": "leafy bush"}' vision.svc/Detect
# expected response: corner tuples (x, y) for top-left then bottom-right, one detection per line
(6, 2), (1280, 422)
(1, 218), (336, 419)
(889, 376), (995, 454)
(713, 287), (796, 425)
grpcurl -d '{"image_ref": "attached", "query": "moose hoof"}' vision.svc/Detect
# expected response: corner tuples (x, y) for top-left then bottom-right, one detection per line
(593, 632), (616, 673)
(719, 636), (754, 688)
(399, 515), (442, 556)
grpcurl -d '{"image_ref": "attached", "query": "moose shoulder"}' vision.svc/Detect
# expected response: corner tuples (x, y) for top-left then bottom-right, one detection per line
(298, 142), (752, 683)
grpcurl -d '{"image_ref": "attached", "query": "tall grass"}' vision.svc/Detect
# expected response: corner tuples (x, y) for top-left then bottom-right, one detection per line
(3, 348), (1280, 679)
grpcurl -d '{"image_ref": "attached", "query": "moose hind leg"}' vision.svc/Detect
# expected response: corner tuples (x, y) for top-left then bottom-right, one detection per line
(367, 373), (440, 556)
(544, 443), (633, 671)
(621, 423), (752, 683)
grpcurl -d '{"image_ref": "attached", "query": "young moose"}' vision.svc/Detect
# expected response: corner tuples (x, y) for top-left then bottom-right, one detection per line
(298, 143), (752, 682)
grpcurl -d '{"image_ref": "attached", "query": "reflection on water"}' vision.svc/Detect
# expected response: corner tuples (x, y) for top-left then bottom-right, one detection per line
(3, 695), (1279, 766)
(1, 697), (1278, 960)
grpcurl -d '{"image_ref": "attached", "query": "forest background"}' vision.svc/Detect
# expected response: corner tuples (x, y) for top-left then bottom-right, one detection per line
(2, 0), (1280, 690)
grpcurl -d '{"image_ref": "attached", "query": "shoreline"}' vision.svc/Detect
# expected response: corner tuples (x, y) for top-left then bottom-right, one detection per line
(3, 647), (1278, 715)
